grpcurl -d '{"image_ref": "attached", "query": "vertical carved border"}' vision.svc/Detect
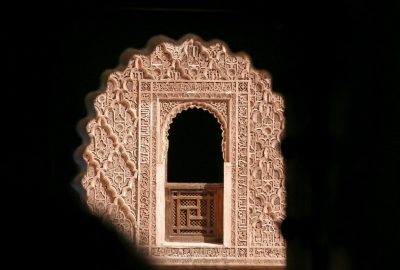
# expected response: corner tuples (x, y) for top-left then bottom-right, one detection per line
(230, 87), (237, 247)
(237, 81), (250, 258)
(151, 91), (158, 247)
(247, 73), (285, 253)
(139, 92), (151, 246)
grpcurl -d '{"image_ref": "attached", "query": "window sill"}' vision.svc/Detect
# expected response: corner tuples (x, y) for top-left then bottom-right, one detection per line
(161, 241), (225, 248)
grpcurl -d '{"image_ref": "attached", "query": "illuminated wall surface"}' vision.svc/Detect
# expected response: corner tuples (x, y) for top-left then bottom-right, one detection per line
(78, 36), (286, 267)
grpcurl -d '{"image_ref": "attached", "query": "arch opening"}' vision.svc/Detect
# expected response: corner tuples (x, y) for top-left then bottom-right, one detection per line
(167, 108), (224, 183)
(165, 108), (224, 243)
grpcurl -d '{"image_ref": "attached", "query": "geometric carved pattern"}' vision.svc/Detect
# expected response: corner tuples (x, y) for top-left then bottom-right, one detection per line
(165, 183), (223, 243)
(77, 35), (286, 266)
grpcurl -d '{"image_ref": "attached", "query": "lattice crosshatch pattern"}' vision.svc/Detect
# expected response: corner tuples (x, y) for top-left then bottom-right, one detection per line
(166, 183), (223, 243)
(77, 35), (286, 266)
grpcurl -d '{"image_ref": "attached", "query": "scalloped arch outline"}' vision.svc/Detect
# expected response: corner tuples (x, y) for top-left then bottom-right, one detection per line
(161, 101), (228, 163)
(73, 34), (286, 265)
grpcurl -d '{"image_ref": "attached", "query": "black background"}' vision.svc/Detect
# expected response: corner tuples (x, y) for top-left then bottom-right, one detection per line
(167, 108), (224, 183)
(9, 1), (399, 269)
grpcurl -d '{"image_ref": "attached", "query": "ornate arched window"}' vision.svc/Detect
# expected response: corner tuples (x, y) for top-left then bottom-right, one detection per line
(78, 35), (286, 267)
(166, 108), (223, 242)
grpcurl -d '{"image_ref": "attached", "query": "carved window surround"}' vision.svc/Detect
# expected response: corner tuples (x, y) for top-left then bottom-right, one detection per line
(77, 35), (286, 266)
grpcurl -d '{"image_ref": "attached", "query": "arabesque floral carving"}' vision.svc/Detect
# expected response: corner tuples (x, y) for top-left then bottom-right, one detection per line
(78, 35), (285, 266)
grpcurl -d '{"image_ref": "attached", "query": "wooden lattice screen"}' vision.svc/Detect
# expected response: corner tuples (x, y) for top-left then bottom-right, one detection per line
(165, 183), (223, 243)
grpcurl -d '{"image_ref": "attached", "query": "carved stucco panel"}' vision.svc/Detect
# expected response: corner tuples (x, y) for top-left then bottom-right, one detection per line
(151, 94), (158, 246)
(248, 72), (286, 248)
(139, 92), (151, 246)
(78, 35), (286, 265)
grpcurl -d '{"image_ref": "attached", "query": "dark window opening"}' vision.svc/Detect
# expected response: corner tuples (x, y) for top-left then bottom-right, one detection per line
(167, 108), (223, 183)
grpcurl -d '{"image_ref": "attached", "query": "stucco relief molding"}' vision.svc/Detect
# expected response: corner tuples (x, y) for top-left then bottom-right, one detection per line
(160, 101), (229, 163)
